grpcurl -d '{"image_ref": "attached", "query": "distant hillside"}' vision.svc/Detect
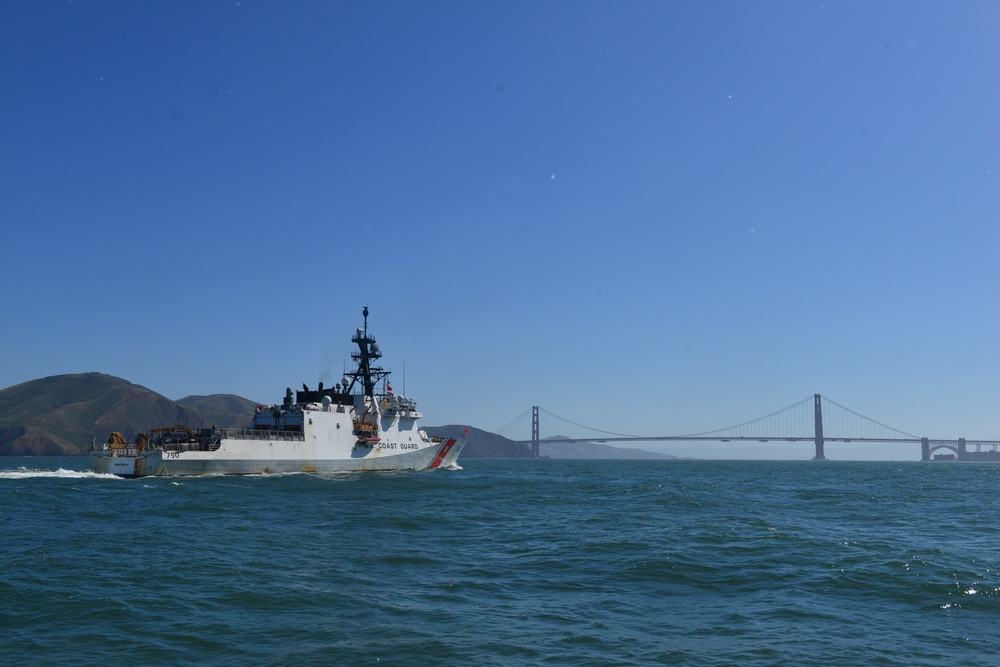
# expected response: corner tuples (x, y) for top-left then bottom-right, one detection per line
(418, 427), (672, 459)
(541, 438), (675, 460)
(176, 394), (261, 430)
(421, 425), (533, 458)
(0, 373), (212, 455)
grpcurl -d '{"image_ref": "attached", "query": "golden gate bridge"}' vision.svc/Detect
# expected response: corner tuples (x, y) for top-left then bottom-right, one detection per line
(497, 394), (1000, 461)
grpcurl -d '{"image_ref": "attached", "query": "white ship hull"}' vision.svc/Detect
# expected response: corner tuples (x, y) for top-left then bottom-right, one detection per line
(89, 423), (465, 477)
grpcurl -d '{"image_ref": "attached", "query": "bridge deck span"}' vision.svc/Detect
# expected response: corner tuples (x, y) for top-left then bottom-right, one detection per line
(520, 436), (1000, 446)
(514, 399), (1000, 460)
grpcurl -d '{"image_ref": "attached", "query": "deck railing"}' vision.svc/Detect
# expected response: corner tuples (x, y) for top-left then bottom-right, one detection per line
(92, 428), (306, 454)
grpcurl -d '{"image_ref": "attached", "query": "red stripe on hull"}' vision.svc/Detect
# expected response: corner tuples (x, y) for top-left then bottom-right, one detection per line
(428, 438), (457, 469)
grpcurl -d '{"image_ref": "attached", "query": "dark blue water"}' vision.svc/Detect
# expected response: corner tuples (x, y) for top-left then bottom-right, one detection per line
(2, 458), (999, 666)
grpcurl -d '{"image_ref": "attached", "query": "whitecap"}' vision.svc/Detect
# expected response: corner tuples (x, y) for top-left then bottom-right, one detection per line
(0, 468), (122, 480)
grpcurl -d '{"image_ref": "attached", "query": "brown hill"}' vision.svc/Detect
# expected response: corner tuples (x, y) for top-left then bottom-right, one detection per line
(0, 373), (212, 455)
(176, 394), (261, 430)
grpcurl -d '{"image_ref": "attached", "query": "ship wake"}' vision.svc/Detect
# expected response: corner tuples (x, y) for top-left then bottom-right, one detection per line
(0, 467), (123, 480)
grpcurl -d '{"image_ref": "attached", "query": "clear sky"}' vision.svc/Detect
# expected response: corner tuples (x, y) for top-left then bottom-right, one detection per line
(1, 1), (997, 459)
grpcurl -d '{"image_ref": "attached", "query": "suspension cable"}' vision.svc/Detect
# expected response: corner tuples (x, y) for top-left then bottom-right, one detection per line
(538, 407), (647, 438)
(503, 394), (918, 441)
(821, 396), (918, 439)
(495, 407), (534, 436)
(679, 395), (816, 437)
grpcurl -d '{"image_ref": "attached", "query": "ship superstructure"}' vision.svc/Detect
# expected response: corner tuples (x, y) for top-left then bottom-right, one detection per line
(89, 307), (466, 477)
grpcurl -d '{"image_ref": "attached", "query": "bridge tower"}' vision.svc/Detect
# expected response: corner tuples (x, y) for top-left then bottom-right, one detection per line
(531, 406), (540, 458)
(813, 394), (826, 460)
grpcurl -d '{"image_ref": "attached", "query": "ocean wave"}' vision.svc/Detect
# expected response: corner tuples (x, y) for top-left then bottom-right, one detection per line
(0, 467), (122, 480)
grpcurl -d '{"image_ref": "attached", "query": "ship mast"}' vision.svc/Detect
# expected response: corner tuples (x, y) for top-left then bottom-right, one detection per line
(292, 307), (392, 407)
(348, 306), (389, 399)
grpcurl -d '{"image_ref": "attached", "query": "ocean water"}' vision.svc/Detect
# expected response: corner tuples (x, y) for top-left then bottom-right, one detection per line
(2, 458), (999, 666)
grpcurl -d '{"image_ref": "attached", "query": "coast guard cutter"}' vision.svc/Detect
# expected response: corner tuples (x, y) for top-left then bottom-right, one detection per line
(89, 307), (466, 477)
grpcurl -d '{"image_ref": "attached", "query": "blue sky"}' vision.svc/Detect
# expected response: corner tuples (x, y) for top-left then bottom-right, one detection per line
(1, 1), (997, 459)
